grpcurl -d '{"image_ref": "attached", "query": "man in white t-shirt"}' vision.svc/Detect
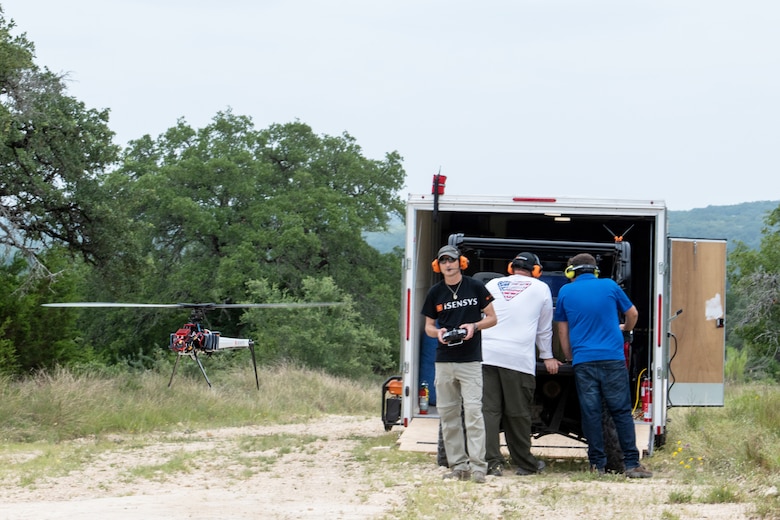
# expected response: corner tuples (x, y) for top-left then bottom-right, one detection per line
(482, 252), (562, 476)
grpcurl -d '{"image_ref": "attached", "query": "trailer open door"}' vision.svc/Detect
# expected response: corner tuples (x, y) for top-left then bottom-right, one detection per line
(667, 238), (727, 406)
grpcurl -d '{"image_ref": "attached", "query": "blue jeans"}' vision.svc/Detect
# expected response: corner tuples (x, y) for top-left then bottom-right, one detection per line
(573, 360), (640, 470)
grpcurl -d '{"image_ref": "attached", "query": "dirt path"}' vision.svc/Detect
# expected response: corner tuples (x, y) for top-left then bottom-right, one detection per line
(0, 415), (396, 520)
(0, 415), (758, 519)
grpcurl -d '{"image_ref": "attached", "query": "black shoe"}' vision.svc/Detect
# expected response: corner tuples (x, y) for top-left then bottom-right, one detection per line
(515, 460), (545, 476)
(487, 465), (503, 477)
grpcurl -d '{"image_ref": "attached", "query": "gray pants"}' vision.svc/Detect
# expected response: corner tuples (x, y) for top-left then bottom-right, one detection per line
(435, 361), (487, 474)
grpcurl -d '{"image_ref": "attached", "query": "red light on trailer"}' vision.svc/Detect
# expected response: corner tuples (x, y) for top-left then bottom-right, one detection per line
(512, 197), (557, 203)
(432, 174), (447, 195)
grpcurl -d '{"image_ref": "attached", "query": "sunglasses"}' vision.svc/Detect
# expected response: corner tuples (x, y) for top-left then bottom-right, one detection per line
(438, 256), (458, 264)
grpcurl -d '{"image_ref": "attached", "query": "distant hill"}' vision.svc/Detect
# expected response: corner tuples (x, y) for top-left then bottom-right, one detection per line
(669, 200), (778, 251)
(365, 200), (779, 253)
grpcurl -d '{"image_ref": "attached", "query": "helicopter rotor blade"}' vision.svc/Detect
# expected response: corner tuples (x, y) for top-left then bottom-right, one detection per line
(211, 303), (343, 309)
(41, 302), (344, 309)
(41, 302), (183, 308)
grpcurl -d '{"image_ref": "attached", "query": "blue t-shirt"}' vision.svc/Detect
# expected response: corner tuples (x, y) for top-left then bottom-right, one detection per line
(553, 273), (633, 365)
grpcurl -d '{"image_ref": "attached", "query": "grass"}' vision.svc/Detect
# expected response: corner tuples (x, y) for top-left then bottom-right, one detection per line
(0, 361), (378, 443)
(2, 367), (780, 518)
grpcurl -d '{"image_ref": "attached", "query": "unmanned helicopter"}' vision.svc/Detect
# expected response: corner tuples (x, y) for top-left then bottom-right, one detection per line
(42, 301), (342, 389)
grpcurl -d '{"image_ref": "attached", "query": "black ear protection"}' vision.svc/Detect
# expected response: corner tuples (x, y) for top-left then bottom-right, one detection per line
(432, 255), (469, 273)
(507, 253), (543, 278)
(564, 264), (600, 279)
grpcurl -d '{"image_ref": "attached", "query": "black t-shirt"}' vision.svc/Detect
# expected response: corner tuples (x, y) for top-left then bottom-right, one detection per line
(421, 276), (494, 363)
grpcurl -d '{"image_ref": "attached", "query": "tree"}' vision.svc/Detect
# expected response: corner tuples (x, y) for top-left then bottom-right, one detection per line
(242, 277), (393, 377)
(80, 112), (404, 371)
(0, 247), (100, 373)
(728, 204), (780, 378)
(0, 11), (121, 285)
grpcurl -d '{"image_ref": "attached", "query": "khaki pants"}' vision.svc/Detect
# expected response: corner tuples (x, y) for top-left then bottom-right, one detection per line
(435, 361), (487, 473)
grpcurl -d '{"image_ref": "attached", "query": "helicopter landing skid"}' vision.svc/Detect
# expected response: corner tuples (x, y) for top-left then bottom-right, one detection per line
(167, 343), (259, 390)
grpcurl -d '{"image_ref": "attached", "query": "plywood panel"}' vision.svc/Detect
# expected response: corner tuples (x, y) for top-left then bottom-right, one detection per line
(669, 239), (726, 385)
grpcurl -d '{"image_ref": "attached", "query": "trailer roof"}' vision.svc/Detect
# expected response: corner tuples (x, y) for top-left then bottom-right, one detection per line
(407, 193), (667, 214)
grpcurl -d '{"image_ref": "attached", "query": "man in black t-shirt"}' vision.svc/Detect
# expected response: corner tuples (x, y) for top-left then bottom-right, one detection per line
(422, 245), (497, 484)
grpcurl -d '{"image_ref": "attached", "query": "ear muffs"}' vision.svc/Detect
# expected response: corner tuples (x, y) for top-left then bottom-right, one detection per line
(507, 254), (543, 278)
(432, 256), (469, 273)
(565, 264), (600, 279)
(507, 262), (543, 278)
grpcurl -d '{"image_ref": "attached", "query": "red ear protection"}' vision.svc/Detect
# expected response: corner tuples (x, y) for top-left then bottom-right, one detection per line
(507, 262), (542, 278)
(507, 254), (543, 278)
(432, 256), (469, 273)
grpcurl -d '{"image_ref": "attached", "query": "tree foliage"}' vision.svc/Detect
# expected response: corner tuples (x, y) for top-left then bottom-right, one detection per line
(728, 204), (780, 377)
(0, 11), (121, 282)
(242, 277), (393, 377)
(78, 112), (404, 371)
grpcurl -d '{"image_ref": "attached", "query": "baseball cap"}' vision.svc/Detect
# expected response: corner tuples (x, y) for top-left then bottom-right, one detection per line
(437, 245), (460, 261)
(512, 252), (539, 271)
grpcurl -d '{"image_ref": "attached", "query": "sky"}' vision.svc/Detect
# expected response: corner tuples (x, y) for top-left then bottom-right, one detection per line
(2, 0), (779, 211)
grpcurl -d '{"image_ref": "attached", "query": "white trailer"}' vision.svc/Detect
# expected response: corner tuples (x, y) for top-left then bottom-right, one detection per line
(382, 187), (726, 456)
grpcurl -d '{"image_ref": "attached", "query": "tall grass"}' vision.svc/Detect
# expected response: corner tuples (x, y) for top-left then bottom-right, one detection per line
(660, 384), (780, 474)
(0, 362), (380, 443)
(654, 383), (780, 518)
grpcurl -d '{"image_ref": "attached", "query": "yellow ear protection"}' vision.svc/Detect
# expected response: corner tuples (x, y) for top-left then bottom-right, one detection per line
(432, 255), (469, 273)
(507, 253), (543, 278)
(564, 264), (600, 279)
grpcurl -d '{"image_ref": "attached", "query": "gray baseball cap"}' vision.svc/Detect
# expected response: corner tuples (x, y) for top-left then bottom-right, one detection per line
(437, 245), (460, 260)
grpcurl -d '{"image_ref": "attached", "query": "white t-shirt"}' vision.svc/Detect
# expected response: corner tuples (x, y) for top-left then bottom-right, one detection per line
(482, 274), (554, 375)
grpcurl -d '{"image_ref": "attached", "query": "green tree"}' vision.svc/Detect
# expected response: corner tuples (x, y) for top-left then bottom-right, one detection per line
(242, 277), (392, 377)
(0, 248), (101, 373)
(728, 204), (780, 378)
(80, 112), (404, 371)
(0, 10), (121, 281)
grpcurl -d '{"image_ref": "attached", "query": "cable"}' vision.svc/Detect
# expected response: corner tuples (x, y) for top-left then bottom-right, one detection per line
(667, 332), (678, 408)
(632, 368), (646, 415)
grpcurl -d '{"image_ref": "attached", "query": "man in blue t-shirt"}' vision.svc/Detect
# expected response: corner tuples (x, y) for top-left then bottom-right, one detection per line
(554, 253), (652, 478)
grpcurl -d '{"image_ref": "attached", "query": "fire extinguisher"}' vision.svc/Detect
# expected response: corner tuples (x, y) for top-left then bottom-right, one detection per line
(641, 377), (652, 422)
(419, 381), (429, 414)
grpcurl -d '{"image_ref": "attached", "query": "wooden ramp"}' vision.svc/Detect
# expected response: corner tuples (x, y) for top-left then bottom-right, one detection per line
(397, 416), (651, 459)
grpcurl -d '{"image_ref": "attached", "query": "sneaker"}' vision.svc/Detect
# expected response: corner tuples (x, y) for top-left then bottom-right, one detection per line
(590, 465), (606, 476)
(625, 464), (653, 478)
(443, 469), (471, 481)
(515, 459), (545, 476)
(487, 465), (503, 477)
(472, 471), (486, 484)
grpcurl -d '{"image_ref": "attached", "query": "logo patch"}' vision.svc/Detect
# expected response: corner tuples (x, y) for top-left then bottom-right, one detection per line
(497, 280), (532, 301)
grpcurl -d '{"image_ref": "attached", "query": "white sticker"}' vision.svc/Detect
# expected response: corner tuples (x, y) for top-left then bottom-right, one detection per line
(705, 293), (724, 320)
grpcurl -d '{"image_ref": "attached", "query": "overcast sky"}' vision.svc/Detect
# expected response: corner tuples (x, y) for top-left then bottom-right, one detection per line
(3, 1), (778, 210)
